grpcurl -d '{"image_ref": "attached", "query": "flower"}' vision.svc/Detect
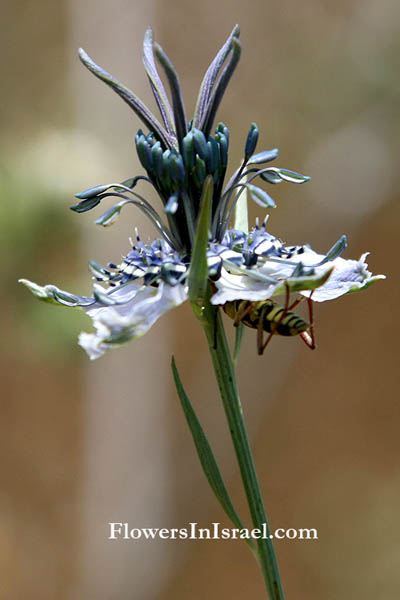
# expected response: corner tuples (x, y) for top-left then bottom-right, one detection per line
(210, 228), (385, 304)
(19, 26), (385, 359)
(78, 281), (187, 360)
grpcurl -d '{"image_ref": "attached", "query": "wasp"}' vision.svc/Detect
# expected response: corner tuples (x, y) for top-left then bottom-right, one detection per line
(222, 286), (316, 355)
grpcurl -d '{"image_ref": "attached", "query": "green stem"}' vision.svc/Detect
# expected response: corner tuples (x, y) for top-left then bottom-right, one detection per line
(196, 288), (285, 600)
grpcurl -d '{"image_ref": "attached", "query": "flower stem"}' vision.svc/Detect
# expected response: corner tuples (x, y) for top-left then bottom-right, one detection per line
(197, 286), (285, 600)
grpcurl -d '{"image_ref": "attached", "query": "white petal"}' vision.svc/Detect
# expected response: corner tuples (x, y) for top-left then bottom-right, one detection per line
(211, 268), (279, 304)
(211, 245), (385, 306)
(79, 323), (111, 361)
(300, 253), (386, 302)
(79, 282), (188, 359)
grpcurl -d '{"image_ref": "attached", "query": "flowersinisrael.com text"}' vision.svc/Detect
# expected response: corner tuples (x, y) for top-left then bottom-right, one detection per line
(108, 522), (318, 541)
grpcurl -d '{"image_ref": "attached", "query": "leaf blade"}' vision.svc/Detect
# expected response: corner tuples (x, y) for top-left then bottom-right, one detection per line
(171, 356), (256, 551)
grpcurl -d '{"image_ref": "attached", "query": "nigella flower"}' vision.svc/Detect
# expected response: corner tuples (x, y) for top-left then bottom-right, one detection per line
(20, 26), (385, 359)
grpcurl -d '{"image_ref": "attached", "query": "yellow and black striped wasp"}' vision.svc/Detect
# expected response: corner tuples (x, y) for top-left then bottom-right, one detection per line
(222, 285), (315, 355)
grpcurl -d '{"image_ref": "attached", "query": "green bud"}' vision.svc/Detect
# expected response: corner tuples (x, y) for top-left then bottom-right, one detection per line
(247, 184), (276, 208)
(95, 201), (126, 226)
(182, 132), (195, 169)
(192, 129), (209, 162)
(70, 196), (102, 213)
(74, 184), (112, 200)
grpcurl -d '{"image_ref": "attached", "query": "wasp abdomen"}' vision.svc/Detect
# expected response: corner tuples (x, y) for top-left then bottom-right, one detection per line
(223, 300), (308, 337)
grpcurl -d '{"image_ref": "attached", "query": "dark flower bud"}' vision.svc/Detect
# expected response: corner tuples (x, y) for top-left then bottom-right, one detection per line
(244, 122), (259, 161)
(192, 129), (209, 162)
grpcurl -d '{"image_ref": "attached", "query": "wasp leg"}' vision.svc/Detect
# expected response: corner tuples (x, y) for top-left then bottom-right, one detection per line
(260, 283), (291, 355)
(233, 301), (254, 327)
(257, 304), (268, 355)
(307, 292), (316, 348)
(300, 292), (316, 350)
(288, 296), (303, 311)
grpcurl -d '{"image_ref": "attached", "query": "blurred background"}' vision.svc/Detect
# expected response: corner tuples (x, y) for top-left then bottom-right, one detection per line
(1, 0), (399, 598)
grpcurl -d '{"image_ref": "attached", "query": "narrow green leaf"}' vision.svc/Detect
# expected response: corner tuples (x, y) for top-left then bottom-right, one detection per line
(171, 356), (256, 551)
(188, 176), (213, 313)
(273, 266), (334, 295)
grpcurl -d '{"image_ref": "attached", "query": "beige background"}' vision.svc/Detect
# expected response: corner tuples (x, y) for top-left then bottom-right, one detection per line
(1, 0), (399, 598)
